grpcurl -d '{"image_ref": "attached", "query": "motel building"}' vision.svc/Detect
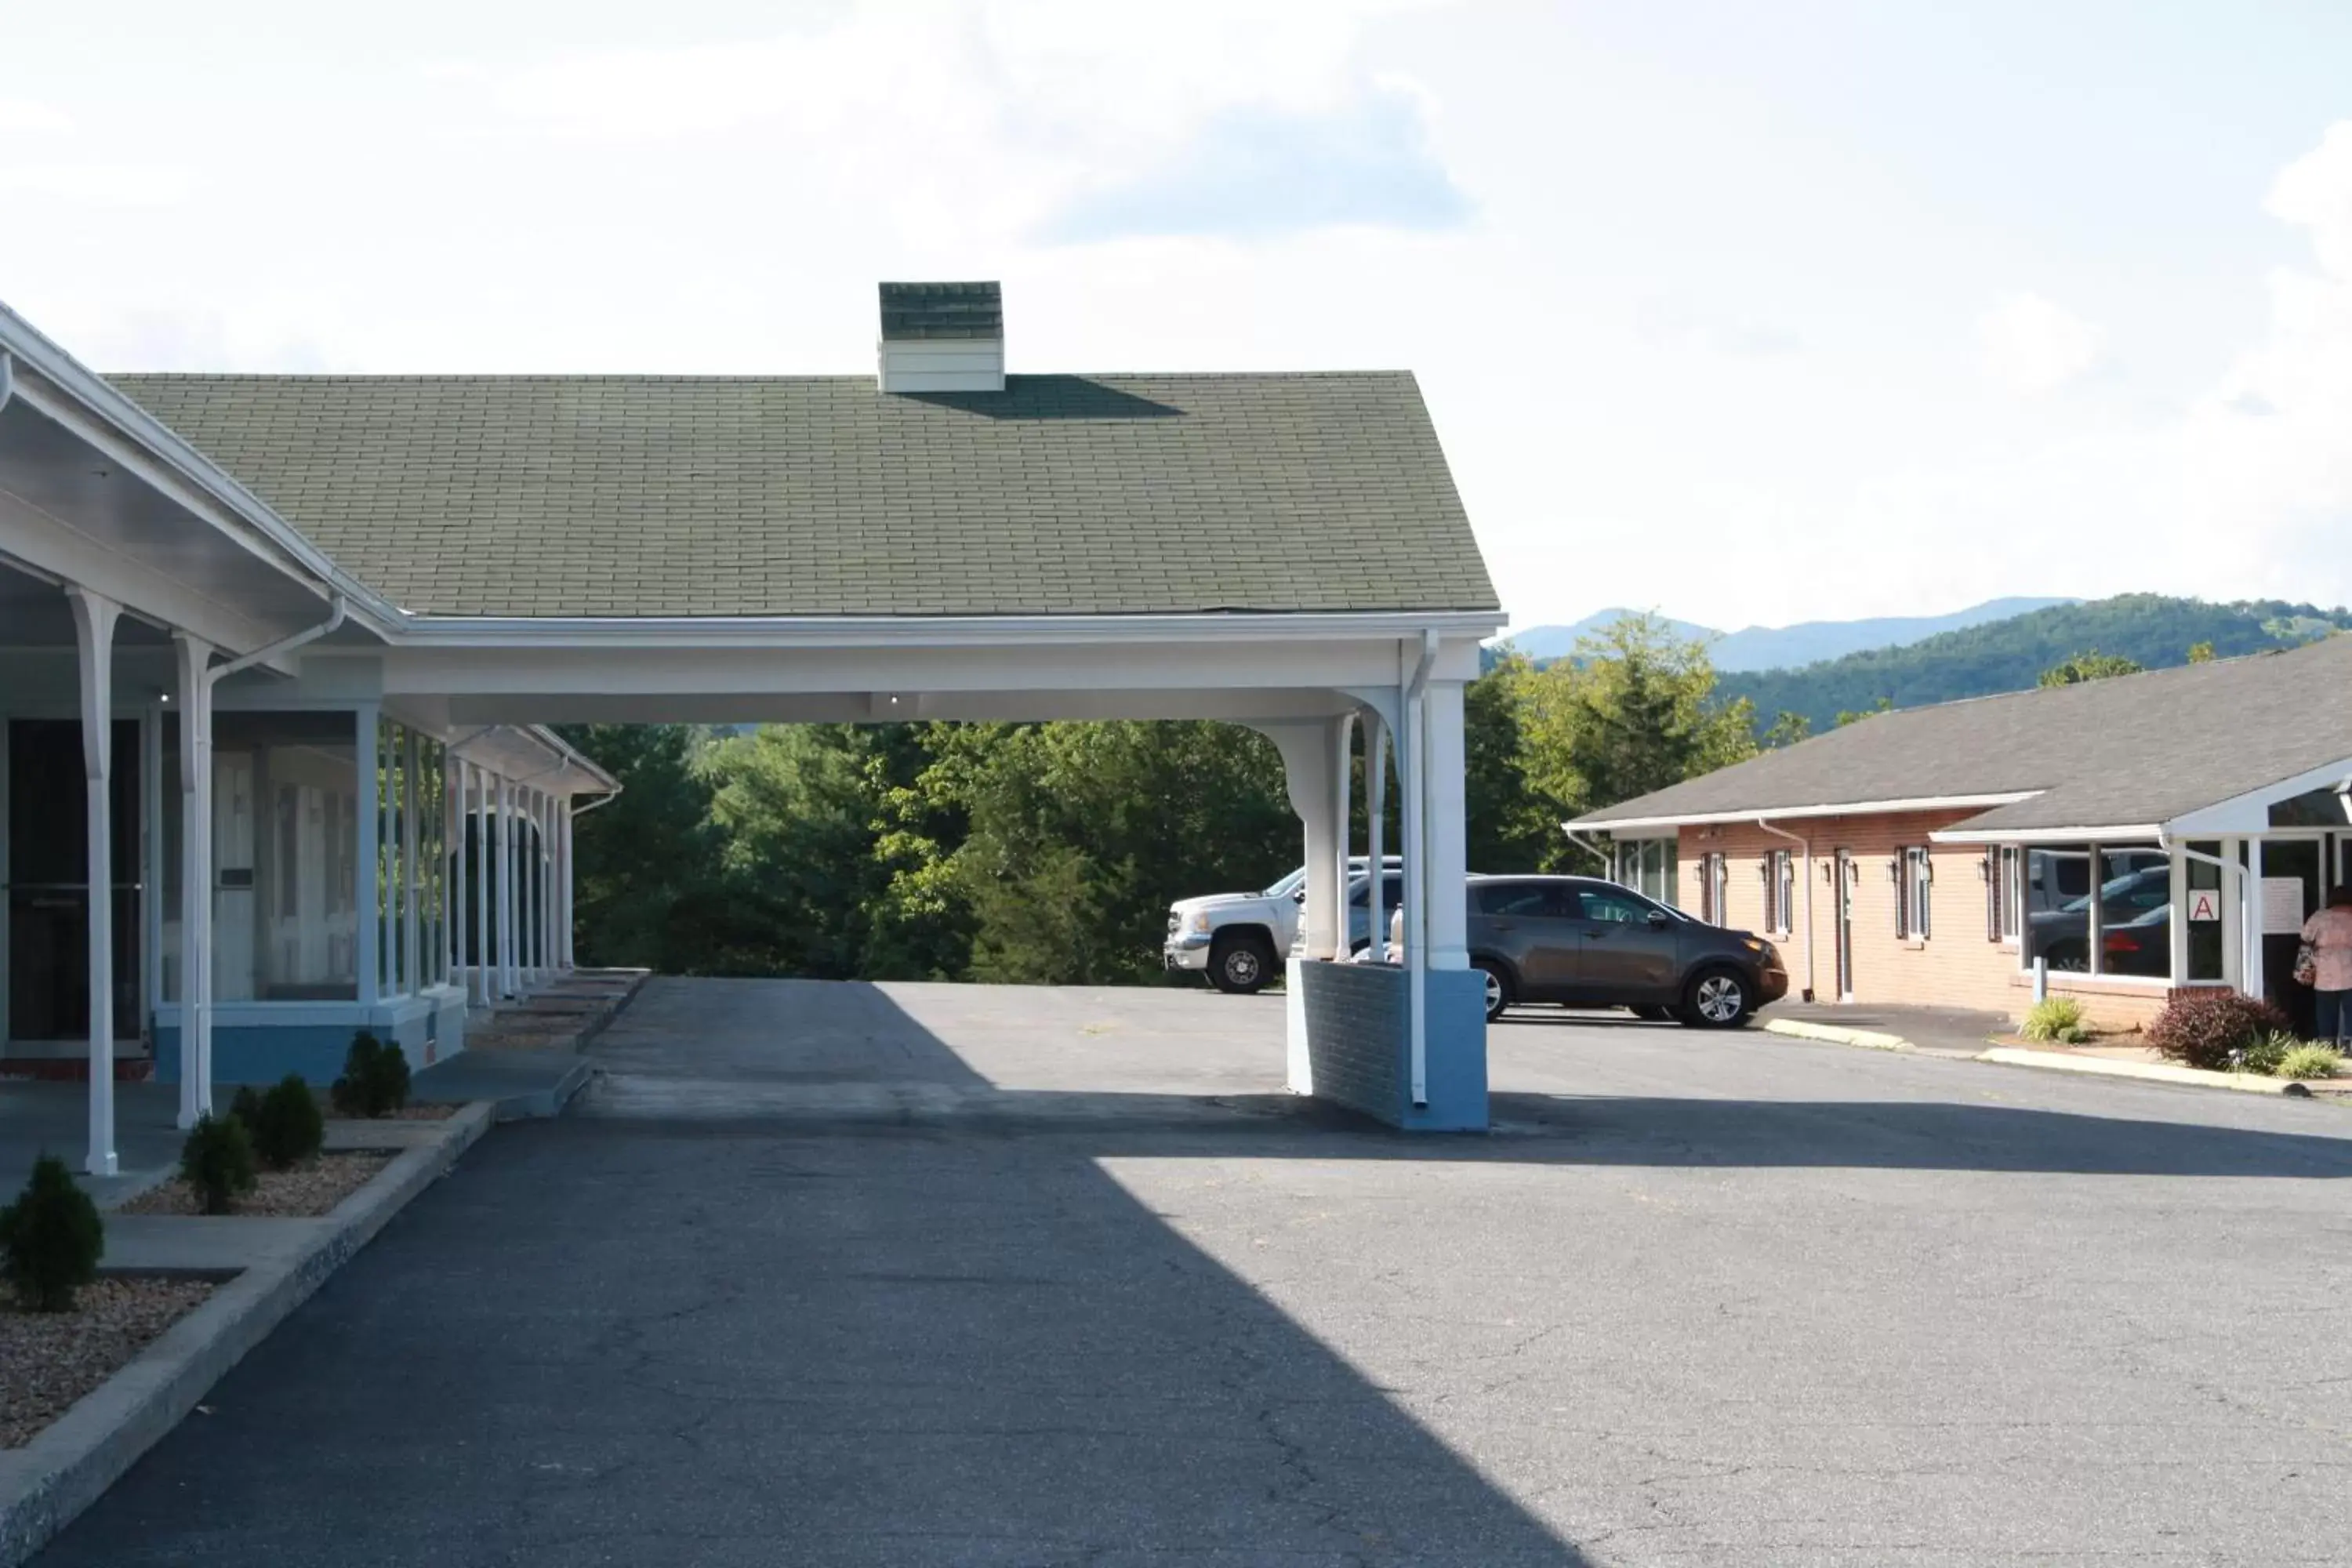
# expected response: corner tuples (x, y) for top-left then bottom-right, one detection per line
(0, 281), (1504, 1178)
(1570, 633), (2352, 1035)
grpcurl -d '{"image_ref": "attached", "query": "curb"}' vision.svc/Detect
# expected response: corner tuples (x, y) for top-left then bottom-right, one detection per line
(1762, 1018), (1914, 1052)
(492, 1058), (597, 1123)
(0, 1102), (495, 1568)
(1976, 1047), (2317, 1098)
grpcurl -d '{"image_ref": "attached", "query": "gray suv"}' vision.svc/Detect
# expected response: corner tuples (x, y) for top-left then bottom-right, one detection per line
(1467, 874), (1787, 1027)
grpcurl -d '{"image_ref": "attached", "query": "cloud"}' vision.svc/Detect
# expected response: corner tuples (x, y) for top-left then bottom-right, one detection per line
(1039, 82), (1468, 242)
(0, 163), (193, 208)
(1975, 292), (2102, 395)
(0, 99), (70, 134)
(1635, 298), (1801, 359)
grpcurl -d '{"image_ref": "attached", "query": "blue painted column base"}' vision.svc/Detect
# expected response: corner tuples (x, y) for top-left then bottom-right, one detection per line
(1293, 960), (1489, 1131)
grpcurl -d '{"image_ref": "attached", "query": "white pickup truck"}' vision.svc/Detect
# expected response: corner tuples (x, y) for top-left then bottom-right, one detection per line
(1163, 858), (1403, 993)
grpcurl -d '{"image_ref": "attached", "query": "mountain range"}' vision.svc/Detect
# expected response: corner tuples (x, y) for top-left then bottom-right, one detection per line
(1503, 597), (2074, 671)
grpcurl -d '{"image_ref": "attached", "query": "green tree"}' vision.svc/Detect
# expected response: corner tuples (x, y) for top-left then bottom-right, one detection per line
(557, 724), (729, 973)
(2187, 640), (2216, 663)
(1835, 695), (1893, 727)
(1515, 613), (1755, 854)
(2037, 649), (2144, 687)
(1762, 710), (1813, 749)
(1461, 650), (1555, 873)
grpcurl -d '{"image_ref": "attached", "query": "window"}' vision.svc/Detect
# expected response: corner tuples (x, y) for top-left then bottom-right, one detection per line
(1698, 852), (1728, 924)
(2097, 846), (2170, 978)
(2184, 840), (2225, 982)
(1993, 846), (2022, 942)
(1614, 838), (1680, 909)
(1896, 847), (1932, 940)
(1766, 850), (1794, 935)
(2024, 842), (2171, 978)
(1475, 880), (1579, 919)
(1576, 886), (1661, 924)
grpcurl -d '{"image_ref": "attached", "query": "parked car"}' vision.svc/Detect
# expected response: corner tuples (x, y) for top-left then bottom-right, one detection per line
(1458, 874), (1787, 1026)
(1165, 858), (1403, 993)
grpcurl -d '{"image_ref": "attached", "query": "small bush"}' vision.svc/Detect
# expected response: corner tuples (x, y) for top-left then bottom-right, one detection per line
(229, 1084), (263, 1131)
(331, 1031), (411, 1119)
(2235, 1031), (2295, 1076)
(2278, 1044), (2345, 1081)
(0, 1154), (104, 1312)
(2146, 989), (2293, 1072)
(2020, 996), (2089, 1044)
(180, 1112), (256, 1215)
(250, 1075), (325, 1171)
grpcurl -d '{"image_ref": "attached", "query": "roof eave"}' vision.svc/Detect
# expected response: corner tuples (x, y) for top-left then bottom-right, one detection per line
(1570, 792), (2042, 833)
(384, 608), (1507, 650)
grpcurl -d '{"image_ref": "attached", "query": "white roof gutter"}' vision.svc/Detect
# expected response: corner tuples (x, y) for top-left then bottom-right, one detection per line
(1582, 792), (2042, 833)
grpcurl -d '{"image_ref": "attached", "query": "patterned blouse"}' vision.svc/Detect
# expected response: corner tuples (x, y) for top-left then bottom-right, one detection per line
(2303, 906), (2352, 992)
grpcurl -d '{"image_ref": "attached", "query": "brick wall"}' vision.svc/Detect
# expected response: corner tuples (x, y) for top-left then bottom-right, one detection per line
(1675, 810), (2177, 1032)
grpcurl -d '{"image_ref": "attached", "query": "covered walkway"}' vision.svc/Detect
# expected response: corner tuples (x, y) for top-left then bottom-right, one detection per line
(0, 279), (1504, 1172)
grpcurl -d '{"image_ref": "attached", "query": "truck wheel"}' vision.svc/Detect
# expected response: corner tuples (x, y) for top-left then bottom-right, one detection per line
(1209, 932), (1277, 994)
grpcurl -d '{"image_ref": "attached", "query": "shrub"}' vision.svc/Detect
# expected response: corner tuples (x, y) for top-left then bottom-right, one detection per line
(229, 1084), (263, 1131)
(2145, 989), (2293, 1072)
(180, 1112), (256, 1215)
(2020, 996), (2089, 1044)
(249, 1075), (325, 1171)
(331, 1031), (411, 1119)
(0, 1154), (104, 1312)
(2235, 1031), (2295, 1076)
(2278, 1044), (2345, 1081)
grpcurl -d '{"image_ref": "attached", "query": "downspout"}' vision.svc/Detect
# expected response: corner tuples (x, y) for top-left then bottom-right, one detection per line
(1560, 826), (1610, 878)
(1405, 630), (1438, 1109)
(212, 595), (348, 681)
(1756, 818), (1815, 1002)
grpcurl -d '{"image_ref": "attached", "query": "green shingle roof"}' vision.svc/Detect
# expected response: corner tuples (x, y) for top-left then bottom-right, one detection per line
(108, 372), (1495, 620)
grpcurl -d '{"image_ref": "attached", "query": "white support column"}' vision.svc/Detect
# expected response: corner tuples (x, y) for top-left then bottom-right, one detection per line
(1301, 730), (1342, 963)
(559, 802), (575, 970)
(400, 728), (420, 998)
(1330, 713), (1355, 959)
(66, 588), (120, 1177)
(496, 775), (516, 999)
(172, 633), (214, 1128)
(356, 713), (379, 1007)
(1399, 680), (1427, 1101)
(1364, 710), (1387, 961)
(2167, 843), (2190, 985)
(2245, 837), (2266, 1002)
(2220, 835), (2245, 991)
(539, 792), (556, 981)
(1421, 680), (1469, 975)
(473, 765), (491, 1007)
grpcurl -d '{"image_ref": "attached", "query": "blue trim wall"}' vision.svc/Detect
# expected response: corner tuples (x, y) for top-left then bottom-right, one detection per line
(1294, 960), (1487, 1131)
(154, 994), (467, 1087)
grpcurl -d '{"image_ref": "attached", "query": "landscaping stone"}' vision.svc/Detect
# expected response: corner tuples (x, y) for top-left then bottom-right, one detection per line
(0, 1280), (215, 1450)
(117, 1154), (394, 1219)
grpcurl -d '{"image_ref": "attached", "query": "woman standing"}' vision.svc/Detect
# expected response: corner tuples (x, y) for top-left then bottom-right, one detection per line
(2303, 887), (2352, 1044)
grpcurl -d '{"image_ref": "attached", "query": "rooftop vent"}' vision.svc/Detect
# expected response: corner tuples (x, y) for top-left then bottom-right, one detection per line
(877, 281), (1004, 394)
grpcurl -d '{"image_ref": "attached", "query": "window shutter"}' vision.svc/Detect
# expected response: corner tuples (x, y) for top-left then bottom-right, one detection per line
(1893, 850), (1908, 938)
(1984, 848), (2001, 942)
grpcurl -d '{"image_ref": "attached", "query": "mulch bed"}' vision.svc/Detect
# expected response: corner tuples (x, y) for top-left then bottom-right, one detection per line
(358, 1103), (459, 1121)
(1, 1278), (216, 1447)
(120, 1151), (396, 1218)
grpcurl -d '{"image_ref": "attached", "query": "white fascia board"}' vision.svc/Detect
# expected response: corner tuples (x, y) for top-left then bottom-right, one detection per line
(0, 302), (404, 637)
(448, 724), (619, 793)
(385, 608), (1504, 650)
(1930, 823), (2164, 845)
(2159, 754), (2352, 837)
(1578, 793), (2042, 833)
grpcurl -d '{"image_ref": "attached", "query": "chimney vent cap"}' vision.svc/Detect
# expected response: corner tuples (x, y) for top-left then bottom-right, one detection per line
(879, 281), (1003, 342)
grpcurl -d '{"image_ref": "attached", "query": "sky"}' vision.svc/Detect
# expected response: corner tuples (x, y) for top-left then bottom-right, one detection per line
(5, 0), (2350, 636)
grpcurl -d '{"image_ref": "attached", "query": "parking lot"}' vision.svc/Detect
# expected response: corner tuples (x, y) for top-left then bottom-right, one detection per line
(37, 979), (2352, 1566)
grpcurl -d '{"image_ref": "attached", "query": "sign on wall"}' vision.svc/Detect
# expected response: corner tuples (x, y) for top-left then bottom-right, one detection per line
(2260, 876), (2307, 935)
(2186, 889), (2222, 923)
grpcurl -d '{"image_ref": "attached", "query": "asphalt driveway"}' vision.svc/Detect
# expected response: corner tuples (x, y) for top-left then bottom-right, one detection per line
(35, 981), (2352, 1566)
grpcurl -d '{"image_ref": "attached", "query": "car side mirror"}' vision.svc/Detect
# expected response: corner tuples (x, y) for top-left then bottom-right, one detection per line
(1646, 910), (1671, 928)
(1292, 887), (1306, 903)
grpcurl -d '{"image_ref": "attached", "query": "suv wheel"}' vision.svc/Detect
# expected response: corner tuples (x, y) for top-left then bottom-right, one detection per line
(1679, 966), (1751, 1029)
(1475, 960), (1512, 1022)
(1208, 932), (1277, 995)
